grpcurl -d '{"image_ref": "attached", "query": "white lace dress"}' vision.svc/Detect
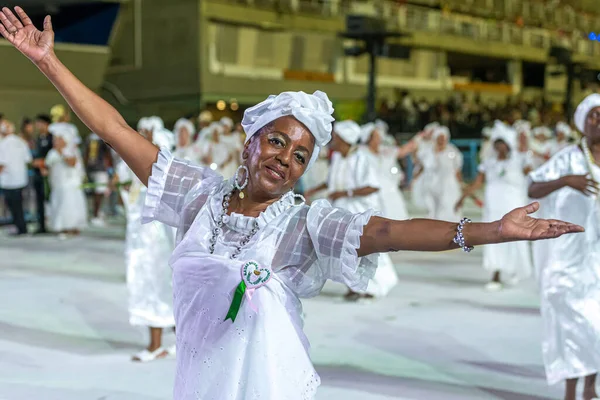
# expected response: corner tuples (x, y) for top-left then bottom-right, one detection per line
(142, 150), (378, 399)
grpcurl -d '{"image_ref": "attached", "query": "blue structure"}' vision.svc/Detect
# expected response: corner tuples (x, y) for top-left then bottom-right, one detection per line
(452, 139), (481, 182)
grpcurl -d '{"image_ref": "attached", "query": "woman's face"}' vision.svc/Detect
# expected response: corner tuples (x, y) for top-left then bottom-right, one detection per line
(178, 127), (191, 147)
(556, 132), (566, 142)
(368, 130), (381, 152)
(54, 136), (66, 150)
(243, 116), (315, 199)
(436, 134), (448, 148)
(585, 106), (600, 144)
(494, 139), (510, 157)
(23, 122), (34, 136)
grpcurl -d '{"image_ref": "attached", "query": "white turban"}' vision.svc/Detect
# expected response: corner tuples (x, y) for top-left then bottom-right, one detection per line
(575, 93), (600, 133)
(48, 122), (80, 145)
(556, 121), (572, 137)
(334, 120), (362, 145)
(513, 119), (531, 134)
(174, 118), (196, 143)
(137, 117), (149, 132)
(375, 119), (389, 134)
(241, 90), (334, 170)
(359, 122), (377, 144)
(482, 127), (492, 138)
(146, 116), (165, 133)
(424, 122), (440, 132)
(432, 125), (450, 140)
(532, 126), (553, 138)
(490, 121), (517, 151)
(220, 117), (234, 129)
(152, 128), (175, 150)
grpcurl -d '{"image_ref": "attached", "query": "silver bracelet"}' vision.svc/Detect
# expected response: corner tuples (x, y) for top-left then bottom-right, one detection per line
(453, 218), (474, 253)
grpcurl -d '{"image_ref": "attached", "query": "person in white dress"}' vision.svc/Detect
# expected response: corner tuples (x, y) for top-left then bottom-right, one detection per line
(411, 121), (438, 210)
(4, 10), (582, 398)
(359, 122), (417, 221)
(116, 117), (176, 362)
(457, 121), (533, 291)
(528, 94), (600, 400)
(48, 104), (80, 151)
(173, 117), (201, 163)
(423, 125), (464, 221)
(45, 129), (87, 236)
(530, 126), (553, 169)
(301, 146), (329, 200)
(308, 120), (400, 301)
(219, 117), (243, 179)
(553, 121), (574, 155)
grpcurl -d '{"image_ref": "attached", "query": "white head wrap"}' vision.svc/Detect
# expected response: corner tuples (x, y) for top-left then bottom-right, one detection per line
(359, 123), (377, 144)
(375, 119), (389, 134)
(482, 127), (492, 138)
(152, 128), (175, 150)
(490, 120), (517, 151)
(174, 118), (196, 145)
(146, 116), (165, 133)
(574, 93), (600, 133)
(532, 126), (553, 138)
(137, 117), (149, 132)
(334, 120), (362, 145)
(220, 117), (234, 129)
(555, 121), (572, 138)
(432, 125), (450, 140)
(241, 91), (334, 170)
(424, 122), (440, 132)
(48, 122), (80, 145)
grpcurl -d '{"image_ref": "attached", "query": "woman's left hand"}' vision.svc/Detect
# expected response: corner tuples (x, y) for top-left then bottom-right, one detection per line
(498, 202), (584, 241)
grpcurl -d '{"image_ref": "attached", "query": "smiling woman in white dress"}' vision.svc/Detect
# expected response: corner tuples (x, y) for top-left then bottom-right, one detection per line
(457, 121), (533, 291)
(528, 94), (600, 400)
(1, 8), (583, 399)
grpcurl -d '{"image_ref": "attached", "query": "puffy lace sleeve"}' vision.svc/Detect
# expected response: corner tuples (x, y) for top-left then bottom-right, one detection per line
(298, 200), (379, 295)
(529, 146), (576, 183)
(142, 149), (222, 228)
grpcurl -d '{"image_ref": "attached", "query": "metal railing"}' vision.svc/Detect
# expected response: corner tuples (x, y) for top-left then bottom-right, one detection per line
(216, 0), (600, 58)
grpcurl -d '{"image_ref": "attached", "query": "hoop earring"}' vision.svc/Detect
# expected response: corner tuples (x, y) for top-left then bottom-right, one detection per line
(234, 165), (249, 199)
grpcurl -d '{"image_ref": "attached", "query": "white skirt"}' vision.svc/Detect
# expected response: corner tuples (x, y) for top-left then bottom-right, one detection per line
(49, 185), (87, 232)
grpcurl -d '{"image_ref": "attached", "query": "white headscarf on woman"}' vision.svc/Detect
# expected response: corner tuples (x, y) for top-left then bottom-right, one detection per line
(574, 93), (600, 133)
(334, 120), (362, 146)
(137, 116), (174, 150)
(174, 118), (196, 148)
(490, 121), (517, 152)
(555, 122), (572, 138)
(432, 125), (450, 140)
(241, 91), (334, 171)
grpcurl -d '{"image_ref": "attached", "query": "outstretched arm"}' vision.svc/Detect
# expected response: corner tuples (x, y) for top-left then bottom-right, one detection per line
(358, 202), (583, 257)
(0, 7), (158, 185)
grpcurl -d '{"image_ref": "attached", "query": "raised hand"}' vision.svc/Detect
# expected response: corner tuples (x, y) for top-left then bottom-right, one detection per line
(498, 202), (584, 242)
(0, 7), (54, 64)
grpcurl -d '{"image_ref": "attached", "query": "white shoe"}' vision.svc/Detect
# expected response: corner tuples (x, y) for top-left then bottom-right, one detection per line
(58, 233), (68, 241)
(90, 217), (106, 227)
(484, 282), (503, 292)
(132, 347), (167, 363)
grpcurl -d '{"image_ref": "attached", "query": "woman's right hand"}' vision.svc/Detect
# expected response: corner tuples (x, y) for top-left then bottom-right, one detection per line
(563, 174), (598, 196)
(0, 7), (54, 65)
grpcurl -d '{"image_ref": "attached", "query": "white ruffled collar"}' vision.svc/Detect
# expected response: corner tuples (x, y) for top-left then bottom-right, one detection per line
(208, 178), (303, 232)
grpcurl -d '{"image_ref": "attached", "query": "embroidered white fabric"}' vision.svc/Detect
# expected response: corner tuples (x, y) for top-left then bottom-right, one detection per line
(142, 149), (378, 399)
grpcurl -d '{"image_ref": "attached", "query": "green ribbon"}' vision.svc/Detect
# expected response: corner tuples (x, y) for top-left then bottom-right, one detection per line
(225, 280), (247, 322)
